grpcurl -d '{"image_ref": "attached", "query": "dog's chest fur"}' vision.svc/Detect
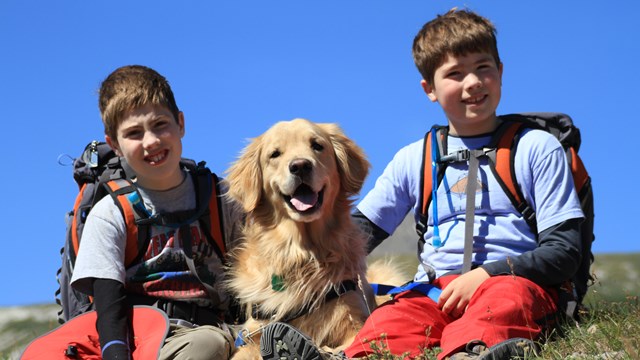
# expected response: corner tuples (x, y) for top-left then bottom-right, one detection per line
(230, 220), (368, 320)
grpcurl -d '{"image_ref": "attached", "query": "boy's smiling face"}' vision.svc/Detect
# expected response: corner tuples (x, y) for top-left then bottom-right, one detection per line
(106, 104), (185, 190)
(422, 51), (503, 136)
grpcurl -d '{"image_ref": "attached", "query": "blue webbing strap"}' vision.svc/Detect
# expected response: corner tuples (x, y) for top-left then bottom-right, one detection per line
(371, 282), (442, 303)
(235, 331), (247, 347)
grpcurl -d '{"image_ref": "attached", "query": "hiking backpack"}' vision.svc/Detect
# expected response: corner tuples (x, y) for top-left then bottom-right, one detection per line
(416, 112), (595, 319)
(55, 140), (227, 324)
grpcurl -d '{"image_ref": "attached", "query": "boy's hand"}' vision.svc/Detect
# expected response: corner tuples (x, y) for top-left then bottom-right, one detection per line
(438, 267), (490, 317)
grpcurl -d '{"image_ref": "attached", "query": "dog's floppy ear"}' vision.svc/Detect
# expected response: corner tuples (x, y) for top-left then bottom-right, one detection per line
(319, 123), (370, 196)
(225, 135), (264, 212)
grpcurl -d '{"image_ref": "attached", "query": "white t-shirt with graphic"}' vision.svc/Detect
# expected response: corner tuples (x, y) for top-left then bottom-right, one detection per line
(71, 171), (242, 309)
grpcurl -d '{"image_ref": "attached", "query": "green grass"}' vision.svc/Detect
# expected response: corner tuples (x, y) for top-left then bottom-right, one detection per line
(538, 296), (639, 359)
(363, 253), (640, 359)
(0, 305), (60, 360)
(587, 253), (640, 302)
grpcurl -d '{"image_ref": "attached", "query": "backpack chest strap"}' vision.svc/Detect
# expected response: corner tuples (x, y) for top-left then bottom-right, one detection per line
(437, 148), (496, 274)
(462, 150), (482, 273)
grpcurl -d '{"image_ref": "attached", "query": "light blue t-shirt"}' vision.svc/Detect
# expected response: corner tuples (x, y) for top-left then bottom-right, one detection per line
(358, 128), (584, 281)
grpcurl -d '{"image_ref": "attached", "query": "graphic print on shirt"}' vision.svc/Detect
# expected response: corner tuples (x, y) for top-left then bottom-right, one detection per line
(446, 173), (488, 212)
(126, 222), (224, 302)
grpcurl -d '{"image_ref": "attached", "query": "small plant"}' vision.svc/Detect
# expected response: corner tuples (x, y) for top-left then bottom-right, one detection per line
(364, 334), (414, 360)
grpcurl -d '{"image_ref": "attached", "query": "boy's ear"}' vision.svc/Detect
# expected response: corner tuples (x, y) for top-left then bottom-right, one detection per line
(421, 79), (438, 102)
(178, 112), (185, 137)
(105, 135), (121, 156)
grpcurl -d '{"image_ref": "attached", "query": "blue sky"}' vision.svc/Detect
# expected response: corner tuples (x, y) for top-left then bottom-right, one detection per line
(1, 1), (637, 306)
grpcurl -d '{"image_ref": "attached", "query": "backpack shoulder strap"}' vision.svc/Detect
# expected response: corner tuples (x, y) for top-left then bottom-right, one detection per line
(488, 119), (538, 231)
(178, 161), (228, 305)
(416, 125), (448, 239)
(567, 145), (590, 197)
(104, 178), (150, 268)
(69, 183), (90, 264)
(185, 160), (227, 259)
(206, 172), (226, 256)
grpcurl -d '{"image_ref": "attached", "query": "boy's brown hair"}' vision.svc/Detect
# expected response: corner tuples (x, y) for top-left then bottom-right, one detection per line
(412, 8), (501, 86)
(98, 65), (180, 140)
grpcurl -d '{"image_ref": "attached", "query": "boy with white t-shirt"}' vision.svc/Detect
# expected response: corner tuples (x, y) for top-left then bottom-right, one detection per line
(71, 65), (242, 360)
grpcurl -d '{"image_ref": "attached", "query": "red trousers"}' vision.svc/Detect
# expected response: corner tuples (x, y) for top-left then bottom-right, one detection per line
(345, 275), (558, 359)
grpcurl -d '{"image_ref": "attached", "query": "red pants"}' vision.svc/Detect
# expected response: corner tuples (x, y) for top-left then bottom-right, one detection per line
(344, 275), (558, 359)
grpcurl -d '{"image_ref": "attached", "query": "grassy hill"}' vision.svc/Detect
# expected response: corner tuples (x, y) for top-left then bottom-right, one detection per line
(0, 304), (60, 359)
(3, 253), (639, 359)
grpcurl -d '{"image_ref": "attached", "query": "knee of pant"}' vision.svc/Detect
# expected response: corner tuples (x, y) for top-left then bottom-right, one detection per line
(476, 276), (551, 309)
(166, 326), (233, 360)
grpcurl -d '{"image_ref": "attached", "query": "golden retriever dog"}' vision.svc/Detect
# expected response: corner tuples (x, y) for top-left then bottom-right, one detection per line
(225, 119), (404, 359)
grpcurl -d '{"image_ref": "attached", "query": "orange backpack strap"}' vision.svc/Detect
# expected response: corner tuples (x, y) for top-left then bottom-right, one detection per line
(419, 131), (433, 221)
(180, 160), (226, 260)
(207, 173), (226, 256)
(70, 184), (88, 260)
(104, 179), (148, 268)
(416, 126), (448, 239)
(568, 147), (589, 196)
(489, 121), (538, 230)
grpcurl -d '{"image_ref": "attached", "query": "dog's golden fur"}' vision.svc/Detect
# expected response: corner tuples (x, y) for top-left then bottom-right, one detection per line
(225, 119), (403, 359)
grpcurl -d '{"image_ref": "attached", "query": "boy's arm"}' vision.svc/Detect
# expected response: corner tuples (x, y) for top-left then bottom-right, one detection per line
(93, 278), (131, 360)
(480, 217), (583, 286)
(352, 209), (390, 254)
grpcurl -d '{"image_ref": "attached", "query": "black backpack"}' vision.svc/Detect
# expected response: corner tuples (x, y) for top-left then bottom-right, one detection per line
(417, 113), (595, 319)
(55, 141), (227, 323)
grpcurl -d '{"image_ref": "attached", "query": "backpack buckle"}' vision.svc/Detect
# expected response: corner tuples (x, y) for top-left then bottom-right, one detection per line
(416, 221), (427, 238)
(439, 149), (470, 163)
(517, 203), (538, 231)
(439, 148), (495, 163)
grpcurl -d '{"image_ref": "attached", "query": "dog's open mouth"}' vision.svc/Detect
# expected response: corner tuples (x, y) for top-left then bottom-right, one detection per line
(284, 184), (324, 214)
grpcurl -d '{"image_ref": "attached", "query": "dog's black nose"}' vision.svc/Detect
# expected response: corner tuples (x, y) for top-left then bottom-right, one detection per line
(289, 158), (312, 177)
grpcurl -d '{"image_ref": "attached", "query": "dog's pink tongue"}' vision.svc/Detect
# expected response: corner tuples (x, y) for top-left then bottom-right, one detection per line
(291, 193), (318, 211)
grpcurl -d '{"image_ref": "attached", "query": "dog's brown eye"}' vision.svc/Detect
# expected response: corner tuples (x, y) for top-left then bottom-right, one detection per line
(311, 141), (324, 152)
(270, 150), (281, 159)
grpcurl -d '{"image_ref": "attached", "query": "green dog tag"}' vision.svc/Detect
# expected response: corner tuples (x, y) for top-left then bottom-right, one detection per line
(271, 274), (286, 292)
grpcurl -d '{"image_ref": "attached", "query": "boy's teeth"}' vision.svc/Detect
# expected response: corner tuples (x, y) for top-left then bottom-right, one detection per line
(466, 95), (484, 104)
(148, 152), (165, 163)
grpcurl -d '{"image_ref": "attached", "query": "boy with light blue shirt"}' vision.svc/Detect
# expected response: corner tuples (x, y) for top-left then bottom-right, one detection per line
(349, 8), (584, 359)
(260, 8), (584, 360)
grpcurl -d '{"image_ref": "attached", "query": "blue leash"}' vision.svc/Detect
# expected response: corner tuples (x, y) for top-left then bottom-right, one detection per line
(371, 282), (441, 303)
